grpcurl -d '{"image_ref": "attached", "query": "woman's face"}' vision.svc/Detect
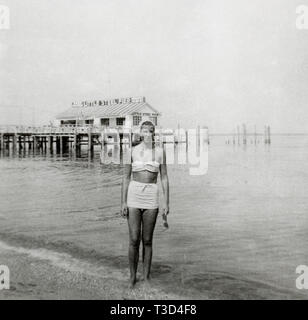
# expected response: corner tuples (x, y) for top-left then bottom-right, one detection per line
(140, 125), (154, 143)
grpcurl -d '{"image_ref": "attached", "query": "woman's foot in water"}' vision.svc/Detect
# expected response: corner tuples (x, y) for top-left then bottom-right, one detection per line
(143, 276), (152, 288)
(128, 277), (137, 289)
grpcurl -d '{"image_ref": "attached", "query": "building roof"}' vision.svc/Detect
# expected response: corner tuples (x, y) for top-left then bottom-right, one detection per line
(56, 100), (161, 120)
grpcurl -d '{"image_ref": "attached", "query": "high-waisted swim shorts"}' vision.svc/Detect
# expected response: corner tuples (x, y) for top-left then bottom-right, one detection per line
(127, 180), (159, 209)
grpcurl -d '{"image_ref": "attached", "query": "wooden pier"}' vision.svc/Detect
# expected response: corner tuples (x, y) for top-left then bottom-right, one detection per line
(0, 125), (102, 153)
(0, 125), (210, 153)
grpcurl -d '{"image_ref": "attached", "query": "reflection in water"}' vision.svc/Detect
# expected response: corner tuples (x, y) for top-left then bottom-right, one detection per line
(0, 136), (308, 299)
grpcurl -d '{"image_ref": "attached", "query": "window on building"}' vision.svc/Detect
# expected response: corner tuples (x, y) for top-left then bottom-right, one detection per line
(149, 117), (157, 126)
(101, 118), (109, 126)
(61, 120), (76, 125)
(133, 115), (142, 126)
(116, 117), (125, 126)
(85, 119), (94, 125)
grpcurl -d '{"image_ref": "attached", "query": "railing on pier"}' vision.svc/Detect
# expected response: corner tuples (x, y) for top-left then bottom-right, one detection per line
(0, 125), (102, 135)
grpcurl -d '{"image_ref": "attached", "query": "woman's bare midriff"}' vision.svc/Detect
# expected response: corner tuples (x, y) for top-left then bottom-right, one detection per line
(132, 171), (158, 184)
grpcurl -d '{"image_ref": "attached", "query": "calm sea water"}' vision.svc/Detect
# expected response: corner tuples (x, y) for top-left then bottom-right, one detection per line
(0, 135), (308, 299)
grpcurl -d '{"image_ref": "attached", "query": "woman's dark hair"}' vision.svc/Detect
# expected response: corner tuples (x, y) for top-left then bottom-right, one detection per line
(132, 121), (156, 146)
(140, 121), (155, 134)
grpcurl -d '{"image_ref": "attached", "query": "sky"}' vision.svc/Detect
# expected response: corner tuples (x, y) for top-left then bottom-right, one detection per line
(0, 0), (307, 133)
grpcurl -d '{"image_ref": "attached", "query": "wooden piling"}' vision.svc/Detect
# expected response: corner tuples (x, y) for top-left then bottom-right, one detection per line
(185, 130), (188, 153)
(18, 135), (22, 150)
(40, 136), (43, 149)
(23, 135), (27, 150)
(242, 123), (247, 145)
(29, 136), (32, 150)
(76, 135), (81, 152)
(88, 129), (92, 151)
(48, 136), (53, 151)
(0, 134), (4, 151)
(264, 126), (267, 144)
(237, 125), (240, 145)
(73, 134), (77, 150)
(13, 134), (17, 152)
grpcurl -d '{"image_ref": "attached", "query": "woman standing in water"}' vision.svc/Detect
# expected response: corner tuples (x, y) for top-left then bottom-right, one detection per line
(121, 121), (169, 288)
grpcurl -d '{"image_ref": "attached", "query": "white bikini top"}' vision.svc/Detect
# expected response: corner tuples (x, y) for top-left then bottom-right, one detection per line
(132, 160), (160, 173)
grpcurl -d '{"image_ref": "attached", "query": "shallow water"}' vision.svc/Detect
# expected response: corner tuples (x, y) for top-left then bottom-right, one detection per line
(0, 135), (308, 299)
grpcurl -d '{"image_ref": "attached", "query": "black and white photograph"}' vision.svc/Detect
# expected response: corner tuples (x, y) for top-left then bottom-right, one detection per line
(0, 0), (308, 303)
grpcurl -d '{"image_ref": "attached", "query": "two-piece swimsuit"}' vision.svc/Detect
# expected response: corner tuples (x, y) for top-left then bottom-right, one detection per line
(127, 160), (160, 209)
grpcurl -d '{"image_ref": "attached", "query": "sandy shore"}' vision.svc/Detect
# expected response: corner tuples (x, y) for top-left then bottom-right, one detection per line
(0, 240), (190, 300)
(0, 238), (306, 300)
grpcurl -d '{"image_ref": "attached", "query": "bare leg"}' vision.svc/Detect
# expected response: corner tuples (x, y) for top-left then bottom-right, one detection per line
(142, 208), (159, 283)
(127, 207), (142, 288)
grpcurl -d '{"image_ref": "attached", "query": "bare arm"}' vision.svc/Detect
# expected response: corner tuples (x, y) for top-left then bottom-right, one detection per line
(160, 147), (170, 215)
(121, 155), (132, 217)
